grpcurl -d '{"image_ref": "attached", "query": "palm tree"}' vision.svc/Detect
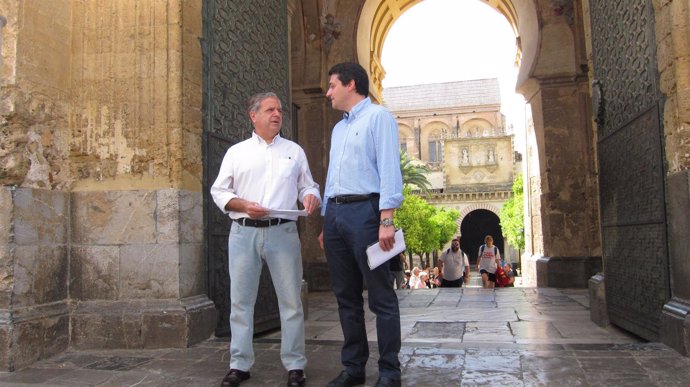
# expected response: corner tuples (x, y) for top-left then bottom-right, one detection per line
(399, 149), (432, 194)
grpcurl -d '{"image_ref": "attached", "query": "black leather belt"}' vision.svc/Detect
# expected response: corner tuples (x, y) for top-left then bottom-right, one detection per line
(235, 218), (293, 227)
(329, 193), (379, 204)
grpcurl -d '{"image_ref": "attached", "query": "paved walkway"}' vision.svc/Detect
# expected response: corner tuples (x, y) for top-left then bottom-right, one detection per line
(1, 285), (690, 386)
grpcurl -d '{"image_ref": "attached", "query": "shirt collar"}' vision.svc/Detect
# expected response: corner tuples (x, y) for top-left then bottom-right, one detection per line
(252, 131), (282, 145)
(343, 97), (371, 121)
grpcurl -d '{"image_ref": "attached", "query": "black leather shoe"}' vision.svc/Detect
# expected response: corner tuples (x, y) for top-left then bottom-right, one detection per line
(287, 369), (306, 387)
(374, 376), (401, 387)
(326, 370), (365, 387)
(221, 369), (250, 387)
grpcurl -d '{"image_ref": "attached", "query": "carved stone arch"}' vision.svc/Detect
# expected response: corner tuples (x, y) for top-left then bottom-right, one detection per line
(290, 0), (323, 89)
(459, 203), (501, 224)
(461, 118), (494, 137)
(356, 0), (531, 101)
(398, 122), (415, 154)
(351, 0), (599, 291)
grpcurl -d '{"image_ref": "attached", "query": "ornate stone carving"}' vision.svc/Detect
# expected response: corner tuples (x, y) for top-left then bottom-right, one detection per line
(321, 14), (341, 53)
(551, 0), (574, 26)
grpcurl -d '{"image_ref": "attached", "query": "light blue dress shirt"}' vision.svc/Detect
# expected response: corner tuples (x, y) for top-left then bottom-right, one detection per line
(322, 97), (404, 215)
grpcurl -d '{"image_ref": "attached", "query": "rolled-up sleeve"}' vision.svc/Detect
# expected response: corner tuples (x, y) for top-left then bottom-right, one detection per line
(210, 149), (238, 214)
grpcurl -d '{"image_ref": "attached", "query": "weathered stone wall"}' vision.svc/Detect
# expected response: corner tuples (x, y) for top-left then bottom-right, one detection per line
(653, 0), (690, 173)
(69, 0), (202, 191)
(0, 0), (71, 189)
(0, 1), (73, 371)
(70, 188), (214, 350)
(654, 0), (690, 355)
(0, 0), (214, 368)
(0, 187), (70, 371)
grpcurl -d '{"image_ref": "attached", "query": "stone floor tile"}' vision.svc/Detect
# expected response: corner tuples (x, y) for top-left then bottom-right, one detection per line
(45, 369), (117, 386)
(0, 367), (73, 384)
(464, 350), (521, 374)
(2, 287), (690, 386)
(404, 352), (464, 370)
(463, 321), (513, 343)
(635, 355), (690, 385)
(510, 321), (562, 340)
(461, 370), (524, 386)
(403, 368), (463, 385)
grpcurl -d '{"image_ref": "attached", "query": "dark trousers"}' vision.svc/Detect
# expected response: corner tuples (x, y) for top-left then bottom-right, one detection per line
(323, 197), (401, 379)
(441, 277), (463, 287)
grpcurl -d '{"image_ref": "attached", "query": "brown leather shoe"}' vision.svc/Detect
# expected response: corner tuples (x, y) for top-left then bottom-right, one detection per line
(326, 370), (365, 387)
(287, 369), (306, 387)
(221, 369), (250, 387)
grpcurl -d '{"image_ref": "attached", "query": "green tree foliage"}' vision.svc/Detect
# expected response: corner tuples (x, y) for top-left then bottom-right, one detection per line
(499, 174), (525, 250)
(395, 187), (460, 257)
(430, 207), (460, 249)
(399, 150), (432, 194)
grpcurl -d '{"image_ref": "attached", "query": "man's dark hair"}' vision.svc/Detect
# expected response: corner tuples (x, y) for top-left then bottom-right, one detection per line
(328, 62), (369, 96)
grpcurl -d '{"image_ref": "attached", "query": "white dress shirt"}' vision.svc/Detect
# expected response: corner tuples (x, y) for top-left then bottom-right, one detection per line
(210, 132), (321, 221)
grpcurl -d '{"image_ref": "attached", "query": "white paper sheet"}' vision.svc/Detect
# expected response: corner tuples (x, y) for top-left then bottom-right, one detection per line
(366, 229), (406, 270)
(267, 209), (308, 217)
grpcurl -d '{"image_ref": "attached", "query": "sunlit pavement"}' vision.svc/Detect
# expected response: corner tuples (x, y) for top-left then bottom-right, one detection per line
(1, 285), (689, 386)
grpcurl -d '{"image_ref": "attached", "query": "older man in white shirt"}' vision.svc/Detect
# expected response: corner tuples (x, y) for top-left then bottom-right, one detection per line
(211, 92), (321, 387)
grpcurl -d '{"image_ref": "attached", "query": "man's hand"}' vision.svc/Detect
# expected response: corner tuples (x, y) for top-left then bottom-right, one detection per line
(378, 225), (396, 251)
(245, 201), (269, 219)
(226, 198), (268, 218)
(318, 231), (324, 250)
(303, 194), (320, 215)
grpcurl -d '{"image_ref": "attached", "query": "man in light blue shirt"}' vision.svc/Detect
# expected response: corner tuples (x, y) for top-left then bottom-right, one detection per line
(318, 62), (403, 387)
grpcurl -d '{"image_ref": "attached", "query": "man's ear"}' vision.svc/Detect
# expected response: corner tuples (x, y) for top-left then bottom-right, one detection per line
(346, 79), (356, 91)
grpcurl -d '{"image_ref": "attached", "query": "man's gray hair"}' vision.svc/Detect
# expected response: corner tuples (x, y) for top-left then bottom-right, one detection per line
(247, 92), (281, 114)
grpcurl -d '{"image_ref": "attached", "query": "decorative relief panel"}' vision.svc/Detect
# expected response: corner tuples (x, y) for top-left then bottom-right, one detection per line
(205, 0), (291, 143)
(590, 0), (659, 137)
(202, 0), (288, 336)
(590, 0), (668, 341)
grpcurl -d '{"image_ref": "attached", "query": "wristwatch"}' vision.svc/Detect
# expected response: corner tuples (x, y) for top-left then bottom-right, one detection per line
(379, 218), (394, 227)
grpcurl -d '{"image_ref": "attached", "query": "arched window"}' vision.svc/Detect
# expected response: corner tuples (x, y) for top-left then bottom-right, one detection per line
(428, 129), (442, 163)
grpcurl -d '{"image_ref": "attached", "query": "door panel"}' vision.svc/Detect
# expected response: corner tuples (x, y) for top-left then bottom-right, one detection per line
(590, 0), (669, 340)
(202, 0), (290, 336)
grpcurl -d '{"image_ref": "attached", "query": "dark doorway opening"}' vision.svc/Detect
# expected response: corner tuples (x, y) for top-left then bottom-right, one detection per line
(460, 209), (504, 265)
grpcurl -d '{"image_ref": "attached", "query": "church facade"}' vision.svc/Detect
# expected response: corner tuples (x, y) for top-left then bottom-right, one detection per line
(384, 79), (521, 263)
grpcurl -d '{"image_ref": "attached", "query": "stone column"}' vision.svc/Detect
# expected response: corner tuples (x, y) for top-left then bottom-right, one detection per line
(69, 189), (215, 349)
(658, 0), (690, 355)
(0, 187), (70, 371)
(292, 89), (335, 291)
(520, 76), (602, 288)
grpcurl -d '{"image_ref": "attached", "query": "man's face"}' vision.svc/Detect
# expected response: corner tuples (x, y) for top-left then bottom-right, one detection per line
(250, 97), (282, 139)
(451, 240), (459, 252)
(326, 74), (350, 111)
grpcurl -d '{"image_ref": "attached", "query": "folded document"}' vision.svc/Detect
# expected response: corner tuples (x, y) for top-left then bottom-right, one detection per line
(366, 229), (406, 270)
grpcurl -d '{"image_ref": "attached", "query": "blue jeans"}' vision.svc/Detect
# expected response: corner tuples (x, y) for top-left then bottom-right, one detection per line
(227, 221), (306, 371)
(323, 198), (401, 379)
